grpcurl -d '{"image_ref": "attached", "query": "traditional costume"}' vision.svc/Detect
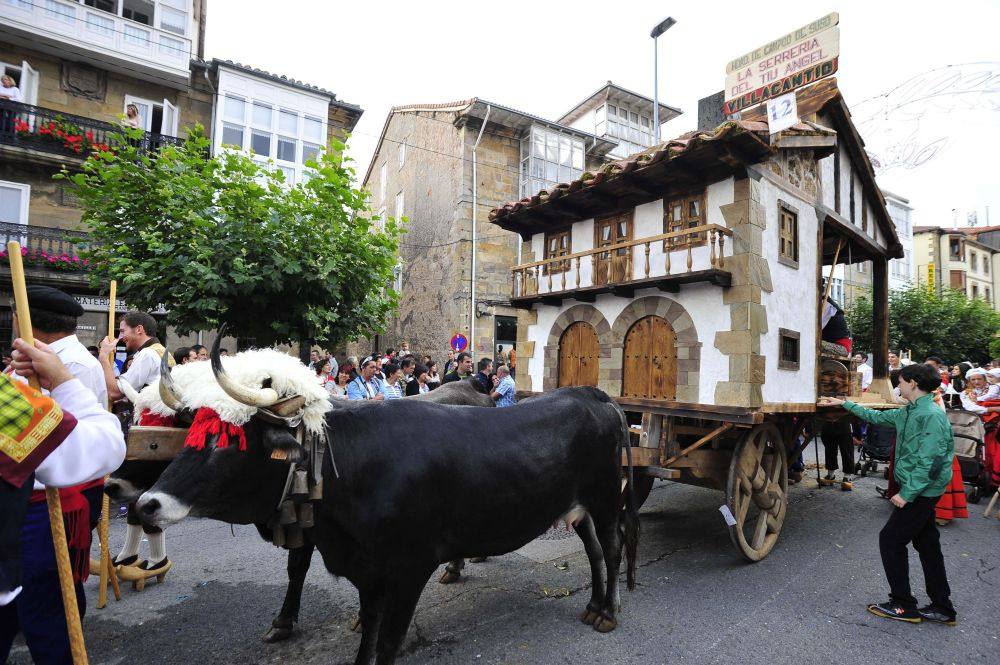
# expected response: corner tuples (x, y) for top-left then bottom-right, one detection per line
(0, 372), (125, 664)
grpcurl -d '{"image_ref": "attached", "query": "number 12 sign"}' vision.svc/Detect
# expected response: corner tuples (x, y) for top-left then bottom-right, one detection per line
(766, 92), (799, 135)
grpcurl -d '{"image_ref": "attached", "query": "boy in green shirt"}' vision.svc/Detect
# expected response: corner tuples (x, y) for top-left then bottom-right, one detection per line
(819, 363), (956, 625)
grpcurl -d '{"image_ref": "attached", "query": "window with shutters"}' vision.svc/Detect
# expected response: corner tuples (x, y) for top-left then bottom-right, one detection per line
(778, 203), (799, 268)
(662, 190), (706, 250)
(543, 229), (572, 274)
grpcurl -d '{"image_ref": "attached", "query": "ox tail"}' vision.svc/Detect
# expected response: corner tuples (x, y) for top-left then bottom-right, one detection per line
(615, 404), (639, 592)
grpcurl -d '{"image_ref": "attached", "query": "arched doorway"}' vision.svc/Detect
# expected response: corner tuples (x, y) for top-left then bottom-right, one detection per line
(622, 316), (677, 399)
(558, 321), (600, 387)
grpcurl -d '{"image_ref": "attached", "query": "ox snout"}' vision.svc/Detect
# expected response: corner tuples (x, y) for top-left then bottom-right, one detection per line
(104, 477), (142, 503)
(135, 491), (190, 527)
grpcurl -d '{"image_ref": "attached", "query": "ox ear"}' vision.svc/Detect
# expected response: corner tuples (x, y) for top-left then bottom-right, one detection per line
(262, 427), (304, 464)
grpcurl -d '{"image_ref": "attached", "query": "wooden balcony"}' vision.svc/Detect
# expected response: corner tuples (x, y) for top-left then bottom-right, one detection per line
(511, 224), (733, 308)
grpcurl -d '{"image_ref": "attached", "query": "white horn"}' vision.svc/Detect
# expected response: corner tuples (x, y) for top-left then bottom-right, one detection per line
(210, 327), (279, 407)
(119, 377), (142, 405)
(158, 347), (183, 411)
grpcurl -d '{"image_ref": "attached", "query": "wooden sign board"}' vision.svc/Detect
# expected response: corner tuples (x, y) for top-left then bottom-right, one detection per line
(126, 426), (188, 461)
(724, 57), (838, 116)
(724, 13), (840, 115)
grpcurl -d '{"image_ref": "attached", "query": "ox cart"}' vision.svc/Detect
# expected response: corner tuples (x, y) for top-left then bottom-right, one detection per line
(493, 80), (903, 562)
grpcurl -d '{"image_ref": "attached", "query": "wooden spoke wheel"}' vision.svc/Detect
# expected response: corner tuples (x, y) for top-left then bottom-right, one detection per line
(725, 423), (788, 562)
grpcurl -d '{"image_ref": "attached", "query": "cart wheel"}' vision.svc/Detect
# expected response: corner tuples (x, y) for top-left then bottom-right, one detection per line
(968, 486), (981, 505)
(725, 423), (788, 562)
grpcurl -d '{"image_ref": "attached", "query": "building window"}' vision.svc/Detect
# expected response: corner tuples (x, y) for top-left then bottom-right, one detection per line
(543, 229), (571, 274)
(829, 277), (844, 305)
(778, 203), (799, 268)
(519, 125), (584, 198)
(602, 103), (654, 158)
(949, 238), (962, 260)
(972, 284), (979, 299)
(158, 3), (188, 36)
(301, 143), (320, 165)
(778, 328), (800, 371)
(856, 261), (866, 274)
(663, 190), (707, 250)
(375, 206), (386, 232)
(44, 0), (76, 24)
(985, 258), (990, 275)
(379, 162), (387, 203)
(0, 180), (31, 225)
(398, 142), (405, 169)
(971, 252), (979, 272)
(394, 191), (404, 220)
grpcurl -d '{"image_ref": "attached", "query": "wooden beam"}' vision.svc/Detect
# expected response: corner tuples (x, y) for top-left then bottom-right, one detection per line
(661, 423), (734, 468)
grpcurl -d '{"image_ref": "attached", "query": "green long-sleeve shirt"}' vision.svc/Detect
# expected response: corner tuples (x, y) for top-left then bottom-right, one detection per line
(843, 394), (953, 502)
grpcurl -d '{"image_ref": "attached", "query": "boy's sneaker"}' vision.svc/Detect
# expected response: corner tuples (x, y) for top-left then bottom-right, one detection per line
(867, 601), (921, 623)
(917, 605), (957, 626)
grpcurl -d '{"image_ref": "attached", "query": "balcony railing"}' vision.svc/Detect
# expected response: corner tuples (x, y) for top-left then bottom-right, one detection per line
(0, 222), (90, 272)
(512, 224), (732, 299)
(0, 99), (182, 159)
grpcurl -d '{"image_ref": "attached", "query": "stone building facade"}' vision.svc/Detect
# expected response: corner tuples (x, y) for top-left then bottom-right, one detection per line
(0, 1), (361, 351)
(361, 99), (614, 360)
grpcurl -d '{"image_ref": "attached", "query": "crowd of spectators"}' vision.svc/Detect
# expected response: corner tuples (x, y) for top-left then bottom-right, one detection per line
(308, 342), (517, 407)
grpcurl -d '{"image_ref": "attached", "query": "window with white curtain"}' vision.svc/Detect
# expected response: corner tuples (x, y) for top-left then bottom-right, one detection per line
(379, 162), (387, 203)
(398, 142), (405, 169)
(395, 191), (404, 220)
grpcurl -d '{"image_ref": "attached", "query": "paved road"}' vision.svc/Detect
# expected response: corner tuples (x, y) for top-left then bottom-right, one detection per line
(10, 459), (999, 665)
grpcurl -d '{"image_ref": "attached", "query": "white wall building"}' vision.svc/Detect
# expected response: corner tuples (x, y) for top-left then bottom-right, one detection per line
(884, 190), (914, 290)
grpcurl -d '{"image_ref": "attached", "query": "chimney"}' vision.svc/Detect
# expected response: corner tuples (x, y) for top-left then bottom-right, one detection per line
(698, 91), (727, 131)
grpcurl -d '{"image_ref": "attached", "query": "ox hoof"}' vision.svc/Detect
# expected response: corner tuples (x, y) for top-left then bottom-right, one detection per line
(262, 625), (294, 643)
(350, 615), (362, 633)
(438, 570), (461, 585)
(593, 615), (618, 633)
(580, 603), (601, 625)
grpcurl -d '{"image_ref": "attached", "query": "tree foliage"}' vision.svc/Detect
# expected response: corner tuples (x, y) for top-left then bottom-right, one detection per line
(847, 286), (1000, 364)
(59, 126), (401, 348)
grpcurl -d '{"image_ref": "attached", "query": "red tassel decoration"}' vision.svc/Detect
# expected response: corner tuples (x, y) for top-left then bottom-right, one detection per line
(184, 408), (248, 451)
(138, 408), (176, 427)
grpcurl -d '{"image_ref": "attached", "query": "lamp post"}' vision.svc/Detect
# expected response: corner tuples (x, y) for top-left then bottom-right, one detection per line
(650, 16), (676, 144)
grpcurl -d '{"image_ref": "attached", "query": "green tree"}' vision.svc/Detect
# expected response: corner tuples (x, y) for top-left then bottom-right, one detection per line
(59, 126), (401, 348)
(847, 286), (1000, 364)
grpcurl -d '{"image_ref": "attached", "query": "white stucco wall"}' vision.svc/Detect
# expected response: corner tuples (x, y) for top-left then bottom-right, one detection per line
(758, 181), (819, 403)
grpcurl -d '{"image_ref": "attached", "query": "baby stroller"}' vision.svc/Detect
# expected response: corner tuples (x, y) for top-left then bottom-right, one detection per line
(858, 423), (894, 478)
(946, 409), (989, 503)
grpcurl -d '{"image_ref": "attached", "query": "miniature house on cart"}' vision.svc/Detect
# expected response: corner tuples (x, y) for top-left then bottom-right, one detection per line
(488, 80), (903, 561)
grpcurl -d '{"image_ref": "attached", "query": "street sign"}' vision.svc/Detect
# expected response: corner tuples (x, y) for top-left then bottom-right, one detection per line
(766, 93), (799, 134)
(450, 333), (468, 353)
(724, 13), (840, 115)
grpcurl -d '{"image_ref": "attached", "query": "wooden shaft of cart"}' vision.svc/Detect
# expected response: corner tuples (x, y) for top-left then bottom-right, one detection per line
(96, 280), (120, 609)
(7, 241), (89, 665)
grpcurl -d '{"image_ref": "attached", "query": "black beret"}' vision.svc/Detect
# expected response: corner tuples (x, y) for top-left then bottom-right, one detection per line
(26, 286), (84, 318)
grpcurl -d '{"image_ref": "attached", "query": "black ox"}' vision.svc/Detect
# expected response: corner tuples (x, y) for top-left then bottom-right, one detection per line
(106, 373), (495, 643)
(136, 348), (639, 665)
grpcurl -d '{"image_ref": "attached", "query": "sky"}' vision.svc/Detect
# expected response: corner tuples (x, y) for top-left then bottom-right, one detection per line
(204, 0), (1000, 230)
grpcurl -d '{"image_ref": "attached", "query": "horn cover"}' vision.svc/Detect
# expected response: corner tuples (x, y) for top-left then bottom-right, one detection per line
(210, 324), (280, 407)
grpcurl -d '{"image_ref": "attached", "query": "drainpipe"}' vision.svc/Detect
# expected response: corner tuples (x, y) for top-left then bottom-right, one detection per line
(470, 104), (491, 355)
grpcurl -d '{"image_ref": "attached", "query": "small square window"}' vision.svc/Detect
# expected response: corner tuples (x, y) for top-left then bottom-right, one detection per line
(278, 110), (298, 134)
(303, 117), (323, 142)
(221, 122), (244, 148)
(251, 130), (271, 156)
(252, 103), (272, 129)
(277, 137), (296, 162)
(301, 142), (320, 165)
(223, 96), (245, 123)
(778, 328), (800, 371)
(543, 229), (572, 274)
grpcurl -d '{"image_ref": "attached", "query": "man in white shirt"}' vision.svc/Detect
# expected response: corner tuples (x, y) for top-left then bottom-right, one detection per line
(98, 311), (172, 574)
(0, 337), (125, 664)
(853, 353), (873, 391)
(98, 310), (164, 401)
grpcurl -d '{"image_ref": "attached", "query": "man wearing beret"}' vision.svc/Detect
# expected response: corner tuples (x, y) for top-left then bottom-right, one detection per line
(0, 337), (125, 664)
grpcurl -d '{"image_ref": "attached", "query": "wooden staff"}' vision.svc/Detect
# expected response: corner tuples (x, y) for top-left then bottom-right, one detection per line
(96, 280), (120, 608)
(7, 241), (89, 664)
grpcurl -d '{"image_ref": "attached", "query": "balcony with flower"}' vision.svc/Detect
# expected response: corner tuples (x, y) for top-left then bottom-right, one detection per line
(0, 223), (92, 286)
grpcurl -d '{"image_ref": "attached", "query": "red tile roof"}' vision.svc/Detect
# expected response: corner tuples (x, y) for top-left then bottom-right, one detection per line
(489, 118), (831, 224)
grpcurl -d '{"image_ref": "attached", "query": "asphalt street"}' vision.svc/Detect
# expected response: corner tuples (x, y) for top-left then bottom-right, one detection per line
(9, 452), (1000, 665)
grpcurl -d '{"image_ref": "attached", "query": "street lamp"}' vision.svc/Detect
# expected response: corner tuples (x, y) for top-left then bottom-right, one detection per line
(650, 16), (676, 144)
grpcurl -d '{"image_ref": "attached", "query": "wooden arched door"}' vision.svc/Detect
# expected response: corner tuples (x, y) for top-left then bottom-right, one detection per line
(558, 321), (600, 387)
(622, 315), (677, 400)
